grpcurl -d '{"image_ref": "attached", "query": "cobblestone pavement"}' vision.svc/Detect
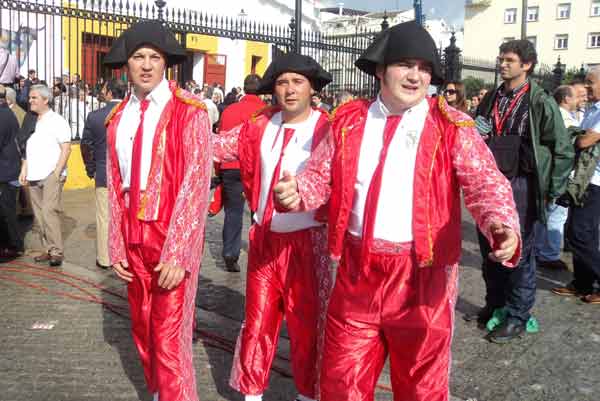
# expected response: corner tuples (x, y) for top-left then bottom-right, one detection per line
(1, 188), (599, 401)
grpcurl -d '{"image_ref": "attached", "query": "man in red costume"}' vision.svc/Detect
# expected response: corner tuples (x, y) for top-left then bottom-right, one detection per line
(274, 21), (521, 401)
(104, 21), (212, 401)
(213, 53), (333, 401)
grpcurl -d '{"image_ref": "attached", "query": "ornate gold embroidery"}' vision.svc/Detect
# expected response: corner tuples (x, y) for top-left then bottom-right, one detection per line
(341, 127), (347, 167)
(437, 95), (476, 128)
(137, 194), (147, 220)
(104, 100), (126, 127)
(328, 98), (353, 123)
(250, 105), (275, 123)
(424, 134), (442, 267)
(174, 88), (207, 110)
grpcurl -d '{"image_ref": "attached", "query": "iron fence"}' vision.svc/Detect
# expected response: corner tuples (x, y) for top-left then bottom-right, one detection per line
(1, 0), (379, 139)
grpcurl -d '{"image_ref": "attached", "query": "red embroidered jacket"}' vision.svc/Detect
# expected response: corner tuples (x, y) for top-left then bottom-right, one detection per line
(296, 96), (521, 268)
(106, 81), (212, 272)
(213, 106), (330, 215)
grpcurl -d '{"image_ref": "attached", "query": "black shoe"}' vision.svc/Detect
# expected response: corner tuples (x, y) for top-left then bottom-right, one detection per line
(49, 253), (63, 267)
(537, 259), (568, 270)
(224, 257), (240, 272)
(487, 319), (526, 344)
(0, 248), (22, 262)
(463, 305), (495, 324)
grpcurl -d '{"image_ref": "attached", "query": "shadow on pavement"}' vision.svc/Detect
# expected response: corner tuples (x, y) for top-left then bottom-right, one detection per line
(100, 276), (151, 401)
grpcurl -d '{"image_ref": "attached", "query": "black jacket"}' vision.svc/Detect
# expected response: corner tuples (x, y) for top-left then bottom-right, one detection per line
(80, 101), (119, 187)
(16, 111), (37, 158)
(0, 104), (21, 182)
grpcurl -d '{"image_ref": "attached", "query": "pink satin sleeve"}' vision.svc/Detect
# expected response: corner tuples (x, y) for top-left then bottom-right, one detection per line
(296, 131), (334, 210)
(211, 124), (242, 163)
(452, 124), (521, 267)
(107, 143), (127, 266)
(160, 110), (212, 273)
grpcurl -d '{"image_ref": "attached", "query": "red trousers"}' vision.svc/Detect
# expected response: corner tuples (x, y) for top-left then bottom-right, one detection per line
(320, 235), (458, 401)
(123, 216), (199, 401)
(230, 224), (330, 398)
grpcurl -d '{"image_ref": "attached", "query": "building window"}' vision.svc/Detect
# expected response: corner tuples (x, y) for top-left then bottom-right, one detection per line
(527, 6), (539, 21)
(557, 3), (571, 19)
(527, 36), (537, 49)
(589, 33), (600, 48)
(504, 8), (517, 24)
(592, 1), (600, 16)
(555, 34), (569, 49)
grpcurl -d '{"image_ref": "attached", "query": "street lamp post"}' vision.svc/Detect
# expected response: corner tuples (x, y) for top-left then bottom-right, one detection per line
(414, 0), (423, 26)
(294, 0), (302, 53)
(521, 0), (527, 39)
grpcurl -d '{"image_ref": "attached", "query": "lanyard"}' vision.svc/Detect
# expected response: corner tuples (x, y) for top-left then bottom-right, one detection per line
(493, 83), (529, 136)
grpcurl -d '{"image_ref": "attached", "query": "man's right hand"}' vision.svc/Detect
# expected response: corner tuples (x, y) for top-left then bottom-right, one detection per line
(273, 171), (301, 211)
(112, 260), (134, 282)
(18, 168), (27, 186)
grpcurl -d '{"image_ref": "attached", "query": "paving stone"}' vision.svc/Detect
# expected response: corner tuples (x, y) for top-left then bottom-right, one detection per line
(1, 188), (598, 401)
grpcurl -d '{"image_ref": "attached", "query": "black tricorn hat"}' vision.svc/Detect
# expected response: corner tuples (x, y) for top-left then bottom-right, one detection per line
(258, 53), (332, 94)
(355, 21), (444, 85)
(103, 21), (186, 69)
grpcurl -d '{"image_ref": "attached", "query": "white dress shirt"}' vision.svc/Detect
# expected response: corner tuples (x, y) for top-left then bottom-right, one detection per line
(559, 106), (580, 129)
(256, 109), (322, 232)
(581, 101), (600, 186)
(348, 96), (429, 242)
(116, 78), (171, 190)
(26, 110), (71, 181)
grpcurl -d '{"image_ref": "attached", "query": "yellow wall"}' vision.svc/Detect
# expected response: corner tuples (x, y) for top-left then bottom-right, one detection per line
(245, 41), (269, 77)
(186, 33), (219, 53)
(62, 10), (128, 75)
(64, 143), (94, 190)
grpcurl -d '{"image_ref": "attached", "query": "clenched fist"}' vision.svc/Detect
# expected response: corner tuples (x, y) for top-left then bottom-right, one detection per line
(273, 170), (301, 211)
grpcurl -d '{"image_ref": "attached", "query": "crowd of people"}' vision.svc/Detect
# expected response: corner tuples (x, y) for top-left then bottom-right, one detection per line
(0, 17), (599, 401)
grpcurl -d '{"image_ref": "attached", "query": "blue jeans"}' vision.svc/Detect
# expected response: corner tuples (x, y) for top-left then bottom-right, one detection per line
(478, 175), (537, 323)
(221, 169), (245, 260)
(534, 201), (568, 261)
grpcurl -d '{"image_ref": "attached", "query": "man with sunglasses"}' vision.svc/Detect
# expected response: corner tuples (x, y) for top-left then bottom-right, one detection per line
(471, 39), (573, 342)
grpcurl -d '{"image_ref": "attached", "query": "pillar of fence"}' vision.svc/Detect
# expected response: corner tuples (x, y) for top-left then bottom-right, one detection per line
(552, 56), (565, 90)
(156, 0), (166, 22)
(443, 31), (461, 83)
(288, 18), (297, 53)
(381, 12), (390, 30)
(575, 64), (587, 81)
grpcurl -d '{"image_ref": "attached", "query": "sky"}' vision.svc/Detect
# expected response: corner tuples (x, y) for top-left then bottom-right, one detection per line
(320, 0), (465, 27)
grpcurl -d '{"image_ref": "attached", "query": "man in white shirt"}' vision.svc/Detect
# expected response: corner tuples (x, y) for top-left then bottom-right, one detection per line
(273, 21), (520, 401)
(19, 84), (71, 267)
(212, 53), (333, 401)
(104, 21), (212, 401)
(572, 81), (588, 125)
(534, 85), (578, 270)
(555, 85), (580, 129)
(553, 67), (600, 303)
(199, 88), (219, 129)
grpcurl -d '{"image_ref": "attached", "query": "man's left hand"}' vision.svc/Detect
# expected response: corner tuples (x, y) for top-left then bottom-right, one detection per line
(488, 222), (519, 264)
(154, 263), (186, 290)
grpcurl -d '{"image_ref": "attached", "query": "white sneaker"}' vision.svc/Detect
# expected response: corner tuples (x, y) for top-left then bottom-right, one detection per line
(153, 393), (159, 401)
(296, 395), (316, 401)
(245, 395), (263, 401)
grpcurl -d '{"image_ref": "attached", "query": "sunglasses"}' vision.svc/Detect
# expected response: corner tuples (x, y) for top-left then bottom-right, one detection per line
(444, 89), (457, 95)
